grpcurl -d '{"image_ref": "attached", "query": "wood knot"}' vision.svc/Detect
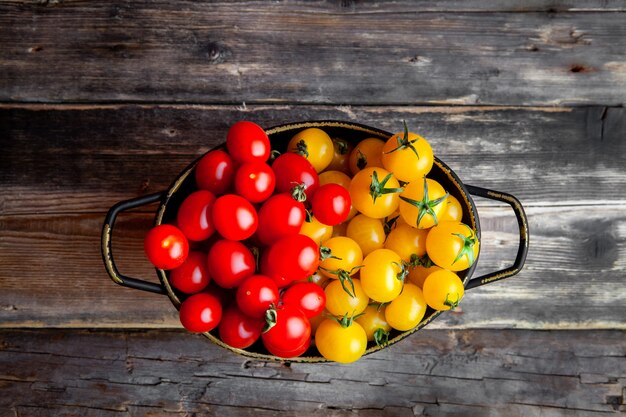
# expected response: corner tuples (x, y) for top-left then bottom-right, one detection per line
(570, 64), (594, 73)
(205, 42), (231, 64)
(28, 46), (43, 53)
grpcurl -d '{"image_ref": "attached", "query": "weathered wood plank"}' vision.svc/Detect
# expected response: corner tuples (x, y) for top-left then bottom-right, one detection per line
(0, 204), (624, 329)
(1, 2), (624, 105)
(0, 329), (624, 416)
(1, 104), (624, 215)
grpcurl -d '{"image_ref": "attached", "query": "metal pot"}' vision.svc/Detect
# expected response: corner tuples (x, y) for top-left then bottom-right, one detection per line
(102, 120), (529, 362)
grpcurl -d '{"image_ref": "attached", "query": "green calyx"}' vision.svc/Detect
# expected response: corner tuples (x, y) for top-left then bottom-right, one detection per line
(409, 253), (434, 269)
(269, 149), (281, 163)
(451, 224), (478, 267)
(444, 293), (461, 310)
(384, 214), (401, 235)
(290, 182), (308, 203)
(356, 149), (368, 170)
(392, 261), (409, 282)
(333, 311), (364, 328)
(319, 246), (341, 262)
(369, 170), (404, 204)
(334, 138), (349, 155)
(399, 177), (448, 227)
(320, 265), (362, 298)
(384, 120), (420, 159)
(292, 139), (309, 158)
(373, 328), (390, 347)
(262, 306), (278, 333)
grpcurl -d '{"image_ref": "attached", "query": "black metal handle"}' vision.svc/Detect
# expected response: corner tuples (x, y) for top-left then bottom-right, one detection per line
(464, 185), (529, 290)
(101, 192), (167, 294)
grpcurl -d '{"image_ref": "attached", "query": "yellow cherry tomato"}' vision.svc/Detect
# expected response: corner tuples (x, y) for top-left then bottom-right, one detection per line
(360, 249), (405, 303)
(399, 177), (448, 229)
(288, 128), (334, 173)
(319, 170), (351, 188)
(325, 279), (369, 316)
(348, 138), (385, 175)
(385, 283), (427, 331)
(426, 221), (479, 271)
(299, 215), (333, 246)
(318, 170), (358, 221)
(315, 318), (367, 363)
(422, 269), (465, 311)
(355, 304), (392, 344)
(319, 237), (363, 279)
(326, 137), (353, 175)
(384, 223), (428, 262)
(381, 124), (434, 182)
(346, 214), (386, 256)
(439, 195), (463, 223)
(407, 263), (442, 288)
(349, 167), (403, 219)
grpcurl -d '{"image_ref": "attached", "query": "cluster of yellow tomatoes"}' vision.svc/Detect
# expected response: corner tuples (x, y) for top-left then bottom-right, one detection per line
(292, 123), (480, 363)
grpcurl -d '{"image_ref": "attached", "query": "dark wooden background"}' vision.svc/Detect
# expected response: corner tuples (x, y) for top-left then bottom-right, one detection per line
(1, 1), (625, 416)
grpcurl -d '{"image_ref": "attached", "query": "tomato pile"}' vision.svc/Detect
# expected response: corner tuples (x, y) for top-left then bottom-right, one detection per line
(143, 121), (479, 363)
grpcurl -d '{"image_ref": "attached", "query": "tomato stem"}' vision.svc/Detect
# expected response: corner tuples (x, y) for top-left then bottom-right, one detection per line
(451, 225), (478, 267)
(373, 328), (390, 347)
(384, 120), (420, 159)
(263, 306), (278, 333)
(334, 138), (349, 155)
(290, 182), (308, 202)
(356, 149), (368, 170)
(383, 214), (401, 235)
(269, 150), (281, 163)
(444, 292), (461, 310)
(319, 246), (341, 261)
(392, 261), (409, 282)
(292, 139), (309, 158)
(399, 177), (448, 227)
(369, 170), (404, 204)
(319, 265), (362, 298)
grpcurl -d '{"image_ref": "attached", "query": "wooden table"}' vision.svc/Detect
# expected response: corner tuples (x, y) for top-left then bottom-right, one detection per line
(1, 1), (625, 416)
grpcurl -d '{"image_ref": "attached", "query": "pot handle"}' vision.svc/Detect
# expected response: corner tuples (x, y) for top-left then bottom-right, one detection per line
(464, 185), (529, 290)
(101, 192), (167, 294)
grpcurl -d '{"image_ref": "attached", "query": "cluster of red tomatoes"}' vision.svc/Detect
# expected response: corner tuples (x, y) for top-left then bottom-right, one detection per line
(143, 121), (479, 363)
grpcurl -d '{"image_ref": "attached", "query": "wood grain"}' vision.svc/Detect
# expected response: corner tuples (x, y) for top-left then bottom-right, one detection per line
(0, 329), (624, 416)
(1, 104), (624, 215)
(1, 2), (625, 105)
(1, 203), (624, 329)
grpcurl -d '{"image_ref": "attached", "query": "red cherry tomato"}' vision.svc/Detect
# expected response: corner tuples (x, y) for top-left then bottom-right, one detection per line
(265, 234), (320, 284)
(176, 190), (216, 241)
(179, 292), (222, 333)
(169, 251), (211, 294)
(226, 121), (271, 163)
(255, 193), (306, 245)
(236, 275), (279, 318)
(207, 240), (255, 288)
(260, 250), (292, 288)
(218, 306), (264, 349)
(261, 305), (311, 358)
(310, 183), (352, 226)
(212, 194), (258, 241)
(271, 153), (319, 200)
(265, 337), (311, 358)
(234, 162), (276, 203)
(283, 282), (326, 318)
(144, 224), (189, 270)
(195, 150), (236, 195)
